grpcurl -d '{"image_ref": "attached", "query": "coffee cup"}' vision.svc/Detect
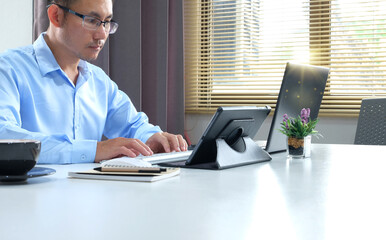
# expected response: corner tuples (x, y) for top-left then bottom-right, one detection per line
(0, 139), (41, 176)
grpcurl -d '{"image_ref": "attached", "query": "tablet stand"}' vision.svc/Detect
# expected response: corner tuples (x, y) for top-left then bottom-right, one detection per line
(159, 110), (272, 170)
(162, 136), (272, 170)
(213, 137), (271, 169)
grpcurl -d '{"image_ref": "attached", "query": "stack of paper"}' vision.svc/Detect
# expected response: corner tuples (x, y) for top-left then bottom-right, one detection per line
(68, 167), (180, 182)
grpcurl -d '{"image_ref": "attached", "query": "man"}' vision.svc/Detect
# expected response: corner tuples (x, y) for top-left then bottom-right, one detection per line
(0, 0), (187, 164)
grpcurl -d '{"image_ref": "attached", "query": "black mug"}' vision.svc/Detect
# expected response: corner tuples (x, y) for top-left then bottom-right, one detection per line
(0, 140), (41, 176)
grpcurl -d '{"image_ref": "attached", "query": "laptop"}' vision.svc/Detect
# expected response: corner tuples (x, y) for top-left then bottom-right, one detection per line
(264, 62), (330, 153)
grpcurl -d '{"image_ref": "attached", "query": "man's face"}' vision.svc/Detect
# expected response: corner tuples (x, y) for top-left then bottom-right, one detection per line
(61, 0), (113, 62)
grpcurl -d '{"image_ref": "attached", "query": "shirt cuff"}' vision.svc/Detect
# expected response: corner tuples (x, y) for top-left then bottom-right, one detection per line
(71, 139), (97, 163)
(139, 126), (162, 143)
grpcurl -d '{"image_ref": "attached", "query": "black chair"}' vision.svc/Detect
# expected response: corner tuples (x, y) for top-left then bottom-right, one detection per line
(354, 98), (386, 145)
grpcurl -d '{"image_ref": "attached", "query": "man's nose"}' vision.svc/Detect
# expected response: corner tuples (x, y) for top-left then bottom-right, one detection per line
(94, 23), (109, 39)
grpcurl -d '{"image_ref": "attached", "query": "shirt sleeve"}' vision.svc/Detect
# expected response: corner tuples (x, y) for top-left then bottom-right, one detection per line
(103, 79), (162, 143)
(0, 58), (97, 164)
(0, 124), (97, 164)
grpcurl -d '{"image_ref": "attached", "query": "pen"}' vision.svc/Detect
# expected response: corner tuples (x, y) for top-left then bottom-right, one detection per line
(94, 167), (167, 173)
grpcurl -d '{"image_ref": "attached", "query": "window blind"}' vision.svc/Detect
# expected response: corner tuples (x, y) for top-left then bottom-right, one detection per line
(184, 0), (386, 116)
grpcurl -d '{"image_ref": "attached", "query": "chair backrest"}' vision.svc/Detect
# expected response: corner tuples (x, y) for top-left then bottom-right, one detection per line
(354, 98), (386, 145)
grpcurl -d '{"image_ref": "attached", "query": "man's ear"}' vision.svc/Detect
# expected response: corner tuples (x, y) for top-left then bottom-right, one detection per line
(47, 4), (64, 27)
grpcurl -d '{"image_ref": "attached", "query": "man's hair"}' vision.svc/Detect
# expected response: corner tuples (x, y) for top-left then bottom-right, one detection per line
(49, 0), (78, 8)
(49, 0), (114, 8)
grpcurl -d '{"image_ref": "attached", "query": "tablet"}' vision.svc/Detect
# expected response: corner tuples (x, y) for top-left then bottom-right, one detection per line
(160, 106), (271, 169)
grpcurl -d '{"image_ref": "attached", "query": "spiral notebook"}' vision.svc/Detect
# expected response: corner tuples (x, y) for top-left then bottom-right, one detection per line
(68, 166), (180, 182)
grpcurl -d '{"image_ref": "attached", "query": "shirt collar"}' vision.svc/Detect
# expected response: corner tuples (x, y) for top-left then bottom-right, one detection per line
(33, 32), (91, 79)
(33, 33), (61, 76)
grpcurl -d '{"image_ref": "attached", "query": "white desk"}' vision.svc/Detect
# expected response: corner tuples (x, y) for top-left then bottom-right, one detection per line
(1, 144), (386, 240)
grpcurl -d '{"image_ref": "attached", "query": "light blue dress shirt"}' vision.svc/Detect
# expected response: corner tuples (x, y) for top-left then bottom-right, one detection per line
(0, 33), (161, 164)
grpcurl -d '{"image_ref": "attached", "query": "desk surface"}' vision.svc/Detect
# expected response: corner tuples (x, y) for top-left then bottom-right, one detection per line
(1, 144), (386, 240)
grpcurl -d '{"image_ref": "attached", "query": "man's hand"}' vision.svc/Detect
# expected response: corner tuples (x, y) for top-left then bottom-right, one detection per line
(146, 132), (188, 153)
(95, 137), (153, 163)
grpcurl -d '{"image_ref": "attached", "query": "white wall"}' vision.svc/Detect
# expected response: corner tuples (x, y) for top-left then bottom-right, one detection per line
(186, 114), (359, 145)
(0, 0), (33, 53)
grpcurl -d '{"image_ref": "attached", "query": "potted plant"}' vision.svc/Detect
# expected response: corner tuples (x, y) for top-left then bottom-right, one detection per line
(279, 108), (320, 158)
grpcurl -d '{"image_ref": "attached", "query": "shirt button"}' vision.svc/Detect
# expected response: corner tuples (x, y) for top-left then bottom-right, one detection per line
(81, 154), (86, 161)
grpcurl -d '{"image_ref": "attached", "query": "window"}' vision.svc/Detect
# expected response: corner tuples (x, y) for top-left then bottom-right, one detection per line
(184, 0), (386, 115)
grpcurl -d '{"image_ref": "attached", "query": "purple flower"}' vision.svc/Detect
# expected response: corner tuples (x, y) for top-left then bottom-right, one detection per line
(283, 114), (289, 122)
(300, 108), (311, 124)
(283, 114), (289, 129)
(300, 108), (307, 118)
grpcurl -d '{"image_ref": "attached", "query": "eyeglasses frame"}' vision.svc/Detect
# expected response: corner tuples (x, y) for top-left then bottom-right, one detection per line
(52, 4), (118, 34)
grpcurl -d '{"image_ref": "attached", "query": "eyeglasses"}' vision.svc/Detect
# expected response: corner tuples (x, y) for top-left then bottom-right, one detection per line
(54, 4), (119, 34)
